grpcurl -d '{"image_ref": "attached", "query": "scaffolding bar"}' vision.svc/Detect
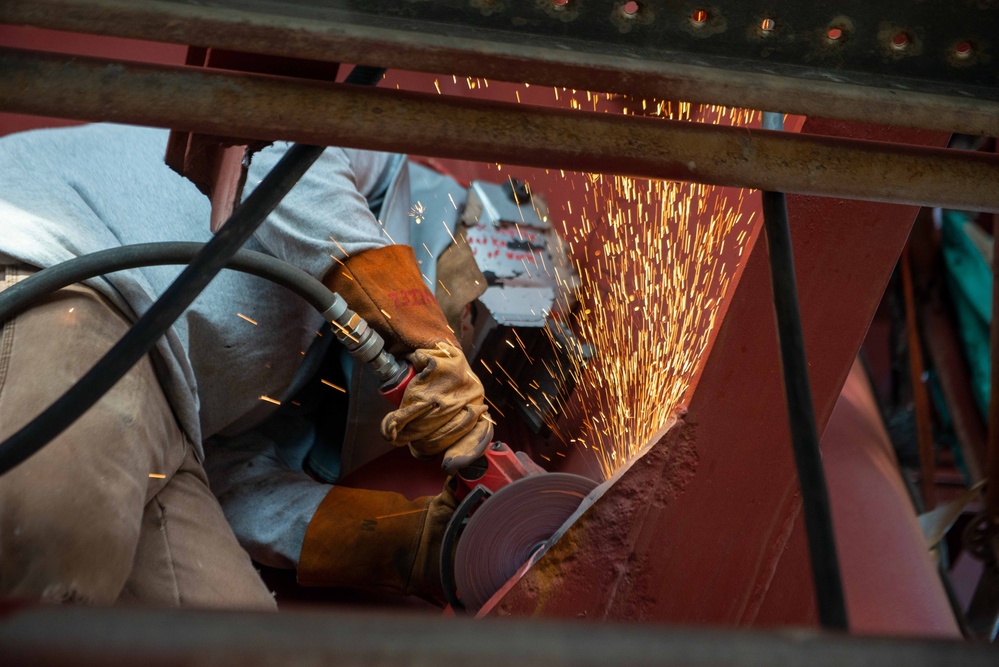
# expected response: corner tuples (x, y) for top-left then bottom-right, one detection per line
(1, 48), (998, 213)
(0, 605), (995, 667)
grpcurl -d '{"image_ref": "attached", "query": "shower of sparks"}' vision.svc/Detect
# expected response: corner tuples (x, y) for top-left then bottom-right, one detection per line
(329, 236), (351, 259)
(491, 91), (757, 480)
(409, 201), (427, 225)
(321, 379), (347, 393)
(377, 218), (397, 244)
(363, 75), (758, 479)
(550, 172), (752, 480)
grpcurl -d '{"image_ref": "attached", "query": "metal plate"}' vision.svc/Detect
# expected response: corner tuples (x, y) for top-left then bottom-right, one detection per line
(303, 0), (999, 97)
(453, 472), (598, 611)
(2, 0), (997, 109)
(115, 1), (999, 98)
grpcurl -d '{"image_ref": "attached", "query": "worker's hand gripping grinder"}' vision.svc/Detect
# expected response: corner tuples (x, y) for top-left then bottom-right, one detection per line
(380, 362), (596, 612)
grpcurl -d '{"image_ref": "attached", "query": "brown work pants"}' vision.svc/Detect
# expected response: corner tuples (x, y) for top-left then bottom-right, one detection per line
(0, 266), (275, 609)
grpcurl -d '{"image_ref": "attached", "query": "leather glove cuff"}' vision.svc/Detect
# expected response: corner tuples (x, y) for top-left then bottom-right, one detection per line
(297, 483), (457, 606)
(323, 244), (458, 355)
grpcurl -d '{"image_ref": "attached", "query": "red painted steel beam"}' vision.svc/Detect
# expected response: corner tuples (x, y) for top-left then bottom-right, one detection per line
(823, 360), (958, 636)
(486, 120), (951, 630)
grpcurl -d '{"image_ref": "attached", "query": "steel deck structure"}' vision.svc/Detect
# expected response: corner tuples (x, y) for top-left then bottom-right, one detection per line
(1, 0), (998, 135)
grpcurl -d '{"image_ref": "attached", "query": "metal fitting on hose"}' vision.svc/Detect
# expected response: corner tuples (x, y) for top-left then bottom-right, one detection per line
(322, 294), (408, 386)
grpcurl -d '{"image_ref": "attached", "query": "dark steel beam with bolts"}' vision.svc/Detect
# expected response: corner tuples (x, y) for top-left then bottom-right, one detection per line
(0, 605), (995, 667)
(1, 0), (998, 136)
(1, 48), (998, 213)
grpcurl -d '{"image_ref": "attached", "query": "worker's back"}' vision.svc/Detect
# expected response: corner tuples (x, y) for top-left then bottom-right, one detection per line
(0, 124), (391, 445)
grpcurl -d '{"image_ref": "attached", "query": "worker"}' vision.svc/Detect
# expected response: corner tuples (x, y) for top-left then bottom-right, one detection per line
(0, 123), (492, 608)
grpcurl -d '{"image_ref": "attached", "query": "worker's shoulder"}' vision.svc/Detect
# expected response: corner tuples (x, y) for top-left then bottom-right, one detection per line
(0, 122), (168, 158)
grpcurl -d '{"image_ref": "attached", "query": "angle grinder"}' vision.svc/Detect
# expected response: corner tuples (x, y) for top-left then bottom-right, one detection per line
(439, 441), (597, 612)
(377, 354), (596, 613)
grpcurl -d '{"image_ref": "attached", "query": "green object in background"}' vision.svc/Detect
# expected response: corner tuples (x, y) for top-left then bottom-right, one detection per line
(940, 209), (992, 419)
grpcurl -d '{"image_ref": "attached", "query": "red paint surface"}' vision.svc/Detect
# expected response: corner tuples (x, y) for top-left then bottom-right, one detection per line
(825, 360), (959, 636)
(489, 119), (953, 633)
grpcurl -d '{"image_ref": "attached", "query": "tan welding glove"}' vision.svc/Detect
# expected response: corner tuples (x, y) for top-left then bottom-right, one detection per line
(383, 341), (494, 474)
(325, 245), (492, 473)
(298, 481), (458, 606)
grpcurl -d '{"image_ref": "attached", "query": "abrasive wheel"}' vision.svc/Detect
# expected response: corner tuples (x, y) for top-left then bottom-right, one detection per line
(452, 472), (597, 611)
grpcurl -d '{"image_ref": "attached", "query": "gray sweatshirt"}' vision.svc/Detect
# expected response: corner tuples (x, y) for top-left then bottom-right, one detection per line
(0, 123), (398, 450)
(0, 123), (405, 567)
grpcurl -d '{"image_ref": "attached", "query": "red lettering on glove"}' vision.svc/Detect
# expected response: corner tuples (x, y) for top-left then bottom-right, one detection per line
(387, 289), (434, 309)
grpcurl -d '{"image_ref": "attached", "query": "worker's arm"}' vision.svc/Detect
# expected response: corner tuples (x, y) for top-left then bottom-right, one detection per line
(214, 147), (489, 604)
(204, 411), (458, 606)
(300, 242), (490, 605)
(324, 244), (493, 475)
(244, 143), (397, 279)
(249, 142), (492, 472)
(206, 242), (486, 604)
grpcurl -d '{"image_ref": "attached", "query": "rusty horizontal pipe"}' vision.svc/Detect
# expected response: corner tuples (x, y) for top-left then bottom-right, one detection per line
(1, 605), (996, 667)
(1, 48), (998, 213)
(2, 0), (998, 137)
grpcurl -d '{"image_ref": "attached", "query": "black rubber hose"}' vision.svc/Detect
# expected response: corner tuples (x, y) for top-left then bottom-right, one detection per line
(0, 243), (335, 324)
(762, 188), (850, 631)
(0, 63), (388, 477)
(0, 144), (325, 476)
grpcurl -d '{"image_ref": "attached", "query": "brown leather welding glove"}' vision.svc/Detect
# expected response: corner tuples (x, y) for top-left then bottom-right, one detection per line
(325, 244), (492, 473)
(297, 482), (458, 606)
(323, 244), (458, 355)
(383, 341), (494, 475)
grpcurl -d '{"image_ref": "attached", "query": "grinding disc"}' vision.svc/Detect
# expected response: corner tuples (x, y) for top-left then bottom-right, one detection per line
(453, 472), (597, 611)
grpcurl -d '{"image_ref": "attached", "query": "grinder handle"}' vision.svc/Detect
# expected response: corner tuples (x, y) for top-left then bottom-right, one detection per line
(379, 363), (415, 407)
(454, 441), (534, 499)
(378, 361), (534, 491)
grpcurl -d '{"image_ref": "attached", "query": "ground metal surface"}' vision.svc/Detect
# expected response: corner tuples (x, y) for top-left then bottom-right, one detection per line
(454, 472), (598, 612)
(2, 0), (998, 135)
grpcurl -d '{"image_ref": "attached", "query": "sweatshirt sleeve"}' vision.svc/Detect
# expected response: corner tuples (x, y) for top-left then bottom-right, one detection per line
(245, 143), (394, 279)
(203, 414), (332, 570)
